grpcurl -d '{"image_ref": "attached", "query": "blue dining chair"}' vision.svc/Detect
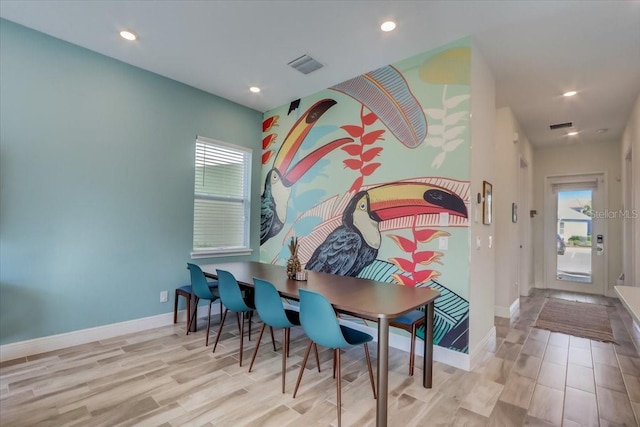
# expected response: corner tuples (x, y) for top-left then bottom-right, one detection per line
(212, 269), (255, 366)
(248, 278), (320, 393)
(390, 310), (425, 376)
(293, 289), (376, 427)
(186, 263), (221, 346)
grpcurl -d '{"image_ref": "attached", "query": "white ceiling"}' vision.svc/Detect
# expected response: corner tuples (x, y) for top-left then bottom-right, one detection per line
(1, 1), (639, 148)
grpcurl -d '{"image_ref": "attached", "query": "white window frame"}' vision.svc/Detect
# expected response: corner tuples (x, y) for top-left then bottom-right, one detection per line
(191, 136), (253, 258)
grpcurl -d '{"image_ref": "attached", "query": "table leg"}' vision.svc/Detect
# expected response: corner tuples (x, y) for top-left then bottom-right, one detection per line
(376, 317), (389, 427)
(423, 301), (434, 388)
(189, 293), (198, 333)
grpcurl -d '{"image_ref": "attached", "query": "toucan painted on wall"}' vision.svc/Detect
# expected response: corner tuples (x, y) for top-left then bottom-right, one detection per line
(305, 182), (468, 277)
(261, 99), (353, 245)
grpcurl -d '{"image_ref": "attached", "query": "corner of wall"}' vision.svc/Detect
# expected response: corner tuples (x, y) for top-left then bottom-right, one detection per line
(468, 40), (496, 352)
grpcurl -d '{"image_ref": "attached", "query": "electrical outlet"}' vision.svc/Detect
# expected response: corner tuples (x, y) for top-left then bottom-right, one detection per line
(160, 291), (168, 303)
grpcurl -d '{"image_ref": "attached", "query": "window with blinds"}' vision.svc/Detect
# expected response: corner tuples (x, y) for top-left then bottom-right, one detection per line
(192, 136), (252, 257)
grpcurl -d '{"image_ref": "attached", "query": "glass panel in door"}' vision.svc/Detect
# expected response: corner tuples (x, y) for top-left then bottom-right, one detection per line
(556, 189), (592, 283)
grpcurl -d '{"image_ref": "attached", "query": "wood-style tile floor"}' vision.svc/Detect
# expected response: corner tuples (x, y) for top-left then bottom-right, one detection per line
(1, 289), (639, 426)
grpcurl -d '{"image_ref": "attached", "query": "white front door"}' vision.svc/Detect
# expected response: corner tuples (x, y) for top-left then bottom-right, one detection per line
(545, 174), (606, 294)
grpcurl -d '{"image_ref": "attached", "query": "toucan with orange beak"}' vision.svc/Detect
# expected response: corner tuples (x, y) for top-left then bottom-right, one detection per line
(261, 99), (353, 245)
(305, 182), (467, 277)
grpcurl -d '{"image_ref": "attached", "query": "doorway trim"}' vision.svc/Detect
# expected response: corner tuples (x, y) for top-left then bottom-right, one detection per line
(623, 148), (634, 289)
(518, 155), (532, 297)
(543, 172), (608, 295)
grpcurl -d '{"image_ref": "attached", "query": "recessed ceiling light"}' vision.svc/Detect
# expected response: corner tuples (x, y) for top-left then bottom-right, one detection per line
(249, 86), (261, 93)
(567, 131), (578, 136)
(380, 21), (396, 32)
(119, 30), (137, 41)
(563, 91), (577, 97)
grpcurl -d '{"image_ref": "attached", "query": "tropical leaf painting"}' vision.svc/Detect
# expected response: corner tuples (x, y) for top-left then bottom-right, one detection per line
(419, 47), (470, 85)
(262, 40), (473, 354)
(420, 47), (471, 168)
(338, 107), (385, 192)
(330, 65), (427, 149)
(424, 86), (470, 168)
(357, 260), (469, 353)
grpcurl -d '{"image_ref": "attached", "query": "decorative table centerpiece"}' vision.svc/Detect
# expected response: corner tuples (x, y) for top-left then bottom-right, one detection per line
(286, 236), (301, 280)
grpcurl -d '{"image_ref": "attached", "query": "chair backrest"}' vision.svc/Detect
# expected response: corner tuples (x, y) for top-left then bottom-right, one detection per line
(298, 289), (349, 349)
(187, 263), (214, 300)
(216, 269), (252, 312)
(253, 278), (295, 329)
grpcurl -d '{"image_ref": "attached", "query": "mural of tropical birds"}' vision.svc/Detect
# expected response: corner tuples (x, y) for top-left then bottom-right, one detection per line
(260, 98), (353, 245)
(305, 182), (468, 277)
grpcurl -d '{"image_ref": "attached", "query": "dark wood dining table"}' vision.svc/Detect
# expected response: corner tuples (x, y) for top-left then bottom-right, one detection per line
(199, 261), (440, 427)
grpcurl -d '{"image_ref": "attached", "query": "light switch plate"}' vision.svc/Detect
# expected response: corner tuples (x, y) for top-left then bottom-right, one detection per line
(439, 236), (448, 250)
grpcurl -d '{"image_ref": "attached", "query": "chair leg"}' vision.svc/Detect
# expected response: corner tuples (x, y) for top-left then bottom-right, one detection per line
(212, 309), (229, 353)
(314, 342), (321, 373)
(239, 312), (245, 366)
(333, 350), (336, 378)
(364, 343), (376, 399)
(281, 328), (288, 394)
(186, 295), (192, 334)
(270, 326), (277, 352)
(286, 328), (291, 357)
(186, 296), (199, 335)
(293, 340), (314, 398)
(236, 312), (241, 334)
(410, 324), (417, 376)
(336, 348), (342, 427)
(249, 323), (266, 372)
(205, 302), (213, 347)
(187, 297), (200, 335)
(248, 311), (253, 341)
(173, 290), (179, 324)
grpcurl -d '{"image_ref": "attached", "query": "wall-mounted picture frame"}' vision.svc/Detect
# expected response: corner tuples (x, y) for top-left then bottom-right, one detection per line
(512, 202), (518, 223)
(482, 181), (492, 225)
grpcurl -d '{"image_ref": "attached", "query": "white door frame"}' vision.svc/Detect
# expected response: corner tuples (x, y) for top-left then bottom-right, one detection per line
(544, 172), (608, 295)
(518, 156), (531, 296)
(623, 148), (635, 288)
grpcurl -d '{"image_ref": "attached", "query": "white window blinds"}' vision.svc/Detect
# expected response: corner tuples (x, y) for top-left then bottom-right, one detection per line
(551, 179), (598, 193)
(192, 136), (252, 257)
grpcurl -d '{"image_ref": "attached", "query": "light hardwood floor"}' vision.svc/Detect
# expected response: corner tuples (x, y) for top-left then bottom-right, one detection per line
(1, 289), (639, 426)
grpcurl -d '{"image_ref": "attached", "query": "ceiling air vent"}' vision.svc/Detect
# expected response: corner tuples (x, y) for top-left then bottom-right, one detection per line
(288, 54), (323, 75)
(549, 122), (573, 130)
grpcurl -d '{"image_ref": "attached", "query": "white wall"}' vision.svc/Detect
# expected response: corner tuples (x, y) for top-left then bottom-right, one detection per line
(468, 42), (496, 361)
(533, 141), (622, 296)
(621, 94), (640, 287)
(494, 107), (534, 317)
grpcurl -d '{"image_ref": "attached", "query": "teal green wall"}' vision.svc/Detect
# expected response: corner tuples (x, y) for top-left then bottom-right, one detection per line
(0, 20), (262, 345)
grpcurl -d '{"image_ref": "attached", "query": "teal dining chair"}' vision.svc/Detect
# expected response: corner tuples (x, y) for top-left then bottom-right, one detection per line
(293, 289), (376, 427)
(212, 269), (255, 366)
(186, 263), (220, 346)
(390, 310), (425, 376)
(248, 278), (320, 393)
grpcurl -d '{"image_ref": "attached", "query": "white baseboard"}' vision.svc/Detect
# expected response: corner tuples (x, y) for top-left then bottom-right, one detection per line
(1, 303), (470, 370)
(510, 298), (520, 317)
(0, 303), (219, 362)
(469, 326), (497, 371)
(494, 305), (511, 318)
(521, 283), (534, 296)
(495, 298), (520, 319)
